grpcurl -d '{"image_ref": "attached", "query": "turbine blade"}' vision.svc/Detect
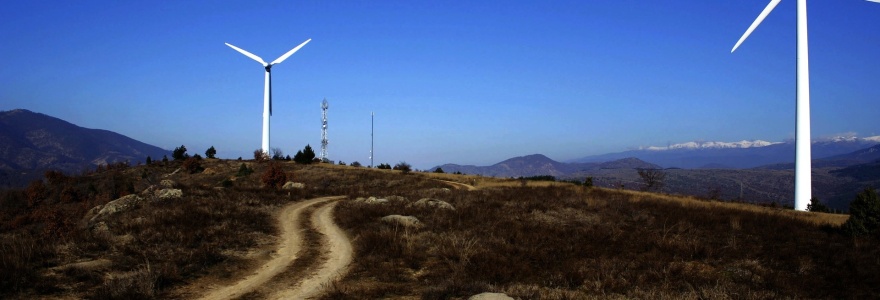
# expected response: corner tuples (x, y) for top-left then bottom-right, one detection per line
(225, 43), (267, 66)
(731, 0), (782, 53)
(869, 0), (880, 4)
(270, 38), (311, 65)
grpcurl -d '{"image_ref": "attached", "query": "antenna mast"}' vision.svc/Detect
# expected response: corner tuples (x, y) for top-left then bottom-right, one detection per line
(370, 111), (374, 168)
(321, 98), (329, 161)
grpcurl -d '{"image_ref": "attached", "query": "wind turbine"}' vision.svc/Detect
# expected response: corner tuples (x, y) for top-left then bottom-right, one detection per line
(730, 0), (877, 211)
(225, 38), (311, 154)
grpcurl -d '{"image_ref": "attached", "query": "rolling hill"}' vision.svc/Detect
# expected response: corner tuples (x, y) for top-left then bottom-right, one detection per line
(0, 109), (169, 187)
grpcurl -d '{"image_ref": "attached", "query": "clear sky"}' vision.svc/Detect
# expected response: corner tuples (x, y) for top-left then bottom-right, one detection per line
(2, 1), (879, 169)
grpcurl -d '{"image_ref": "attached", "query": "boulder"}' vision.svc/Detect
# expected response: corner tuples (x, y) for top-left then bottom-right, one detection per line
(159, 179), (175, 188)
(90, 194), (143, 221)
(411, 198), (455, 210)
(156, 188), (183, 199)
(469, 293), (514, 300)
(381, 215), (422, 228)
(282, 182), (306, 190)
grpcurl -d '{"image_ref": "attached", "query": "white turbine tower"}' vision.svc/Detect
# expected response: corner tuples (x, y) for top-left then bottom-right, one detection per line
(225, 38), (311, 153)
(731, 0), (877, 211)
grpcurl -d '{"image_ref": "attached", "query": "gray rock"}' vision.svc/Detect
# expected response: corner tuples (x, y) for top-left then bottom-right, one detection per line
(282, 181), (306, 190)
(156, 188), (183, 199)
(469, 293), (514, 300)
(381, 215), (422, 228)
(91, 194), (143, 221)
(159, 179), (175, 188)
(411, 198), (455, 210)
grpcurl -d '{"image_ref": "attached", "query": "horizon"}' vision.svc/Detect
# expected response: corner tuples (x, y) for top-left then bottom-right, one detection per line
(2, 1), (879, 170)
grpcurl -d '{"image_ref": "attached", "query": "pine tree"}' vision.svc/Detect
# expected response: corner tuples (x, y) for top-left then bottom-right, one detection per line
(205, 146), (217, 159)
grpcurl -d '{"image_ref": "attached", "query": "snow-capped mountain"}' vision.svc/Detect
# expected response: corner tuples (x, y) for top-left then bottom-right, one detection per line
(571, 136), (880, 169)
(641, 140), (780, 151)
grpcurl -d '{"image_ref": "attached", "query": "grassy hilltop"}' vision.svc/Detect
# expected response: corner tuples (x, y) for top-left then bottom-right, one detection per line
(1, 158), (878, 299)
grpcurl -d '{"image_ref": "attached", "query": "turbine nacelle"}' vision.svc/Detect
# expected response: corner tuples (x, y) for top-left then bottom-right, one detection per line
(225, 38), (311, 153)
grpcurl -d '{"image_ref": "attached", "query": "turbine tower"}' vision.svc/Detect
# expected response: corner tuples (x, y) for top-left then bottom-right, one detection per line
(321, 98), (329, 161)
(225, 39), (311, 153)
(732, 0), (879, 210)
(370, 112), (374, 168)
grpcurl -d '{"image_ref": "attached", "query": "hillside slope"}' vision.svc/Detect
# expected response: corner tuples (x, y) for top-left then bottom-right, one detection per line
(0, 109), (169, 186)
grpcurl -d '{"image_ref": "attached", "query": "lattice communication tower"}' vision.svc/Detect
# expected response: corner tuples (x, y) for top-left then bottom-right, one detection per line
(321, 98), (329, 160)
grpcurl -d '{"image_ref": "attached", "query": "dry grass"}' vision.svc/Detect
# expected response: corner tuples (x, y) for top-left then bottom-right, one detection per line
(1, 160), (876, 299)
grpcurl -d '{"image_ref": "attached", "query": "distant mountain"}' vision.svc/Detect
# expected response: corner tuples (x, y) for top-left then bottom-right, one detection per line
(571, 138), (880, 169)
(433, 154), (659, 178)
(0, 109), (169, 187)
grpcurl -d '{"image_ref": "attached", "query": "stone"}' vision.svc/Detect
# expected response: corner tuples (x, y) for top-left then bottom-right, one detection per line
(469, 293), (514, 300)
(159, 179), (175, 188)
(282, 182), (306, 190)
(156, 188), (183, 199)
(90, 194), (143, 221)
(410, 198), (455, 210)
(381, 215), (422, 228)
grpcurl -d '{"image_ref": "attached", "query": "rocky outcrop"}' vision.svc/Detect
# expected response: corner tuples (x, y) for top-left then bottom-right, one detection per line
(282, 182), (306, 190)
(381, 215), (422, 228)
(410, 198), (455, 210)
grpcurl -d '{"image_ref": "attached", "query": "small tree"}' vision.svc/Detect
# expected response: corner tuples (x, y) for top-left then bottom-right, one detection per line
(434, 167), (445, 174)
(162, 155), (169, 164)
(236, 163), (253, 177)
(350, 161), (362, 167)
(172, 145), (188, 161)
(145, 156), (152, 165)
(293, 145), (317, 164)
(842, 187), (880, 236)
(583, 176), (594, 188)
(271, 148), (285, 160)
(637, 168), (666, 192)
(205, 146), (217, 159)
(254, 149), (269, 162)
(261, 162), (288, 189)
(394, 162), (412, 174)
(807, 197), (830, 213)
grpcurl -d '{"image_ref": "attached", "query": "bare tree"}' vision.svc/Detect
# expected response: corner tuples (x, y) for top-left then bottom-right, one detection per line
(637, 168), (666, 192)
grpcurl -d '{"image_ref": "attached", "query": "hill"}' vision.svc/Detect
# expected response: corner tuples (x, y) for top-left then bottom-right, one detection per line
(0, 109), (169, 187)
(2, 160), (877, 298)
(433, 154), (659, 178)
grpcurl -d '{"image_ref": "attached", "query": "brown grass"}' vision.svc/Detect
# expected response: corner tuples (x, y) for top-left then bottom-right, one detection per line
(1, 160), (876, 299)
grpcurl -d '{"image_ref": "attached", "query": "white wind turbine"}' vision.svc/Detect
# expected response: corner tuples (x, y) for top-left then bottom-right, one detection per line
(225, 39), (311, 154)
(730, 0), (877, 211)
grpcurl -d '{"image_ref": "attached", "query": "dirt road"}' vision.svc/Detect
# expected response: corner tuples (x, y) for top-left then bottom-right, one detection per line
(439, 180), (477, 191)
(196, 196), (351, 300)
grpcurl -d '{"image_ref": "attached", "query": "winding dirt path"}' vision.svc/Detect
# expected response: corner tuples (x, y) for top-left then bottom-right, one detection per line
(270, 201), (352, 299)
(196, 196), (348, 300)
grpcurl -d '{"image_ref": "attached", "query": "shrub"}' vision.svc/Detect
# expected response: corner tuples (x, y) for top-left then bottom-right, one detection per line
(584, 176), (594, 188)
(145, 156), (152, 165)
(434, 167), (445, 174)
(172, 145), (188, 161)
(842, 187), (880, 236)
(350, 161), (362, 167)
(293, 145), (317, 164)
(377, 163), (392, 170)
(637, 168), (666, 192)
(271, 148), (285, 160)
(205, 146), (217, 159)
(393, 162), (412, 174)
(807, 197), (829, 213)
(261, 162), (288, 189)
(183, 157), (203, 174)
(254, 149), (269, 162)
(162, 155), (169, 164)
(236, 163), (253, 177)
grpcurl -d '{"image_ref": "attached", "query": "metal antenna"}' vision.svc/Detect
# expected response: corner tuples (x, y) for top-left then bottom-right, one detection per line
(370, 111), (374, 168)
(321, 98), (329, 161)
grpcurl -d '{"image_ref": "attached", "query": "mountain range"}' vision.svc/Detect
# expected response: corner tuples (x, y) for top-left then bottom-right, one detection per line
(570, 138), (880, 169)
(0, 109), (169, 187)
(433, 154), (660, 178)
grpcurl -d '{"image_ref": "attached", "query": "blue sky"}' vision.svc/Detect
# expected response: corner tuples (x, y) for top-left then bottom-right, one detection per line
(2, 1), (879, 169)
